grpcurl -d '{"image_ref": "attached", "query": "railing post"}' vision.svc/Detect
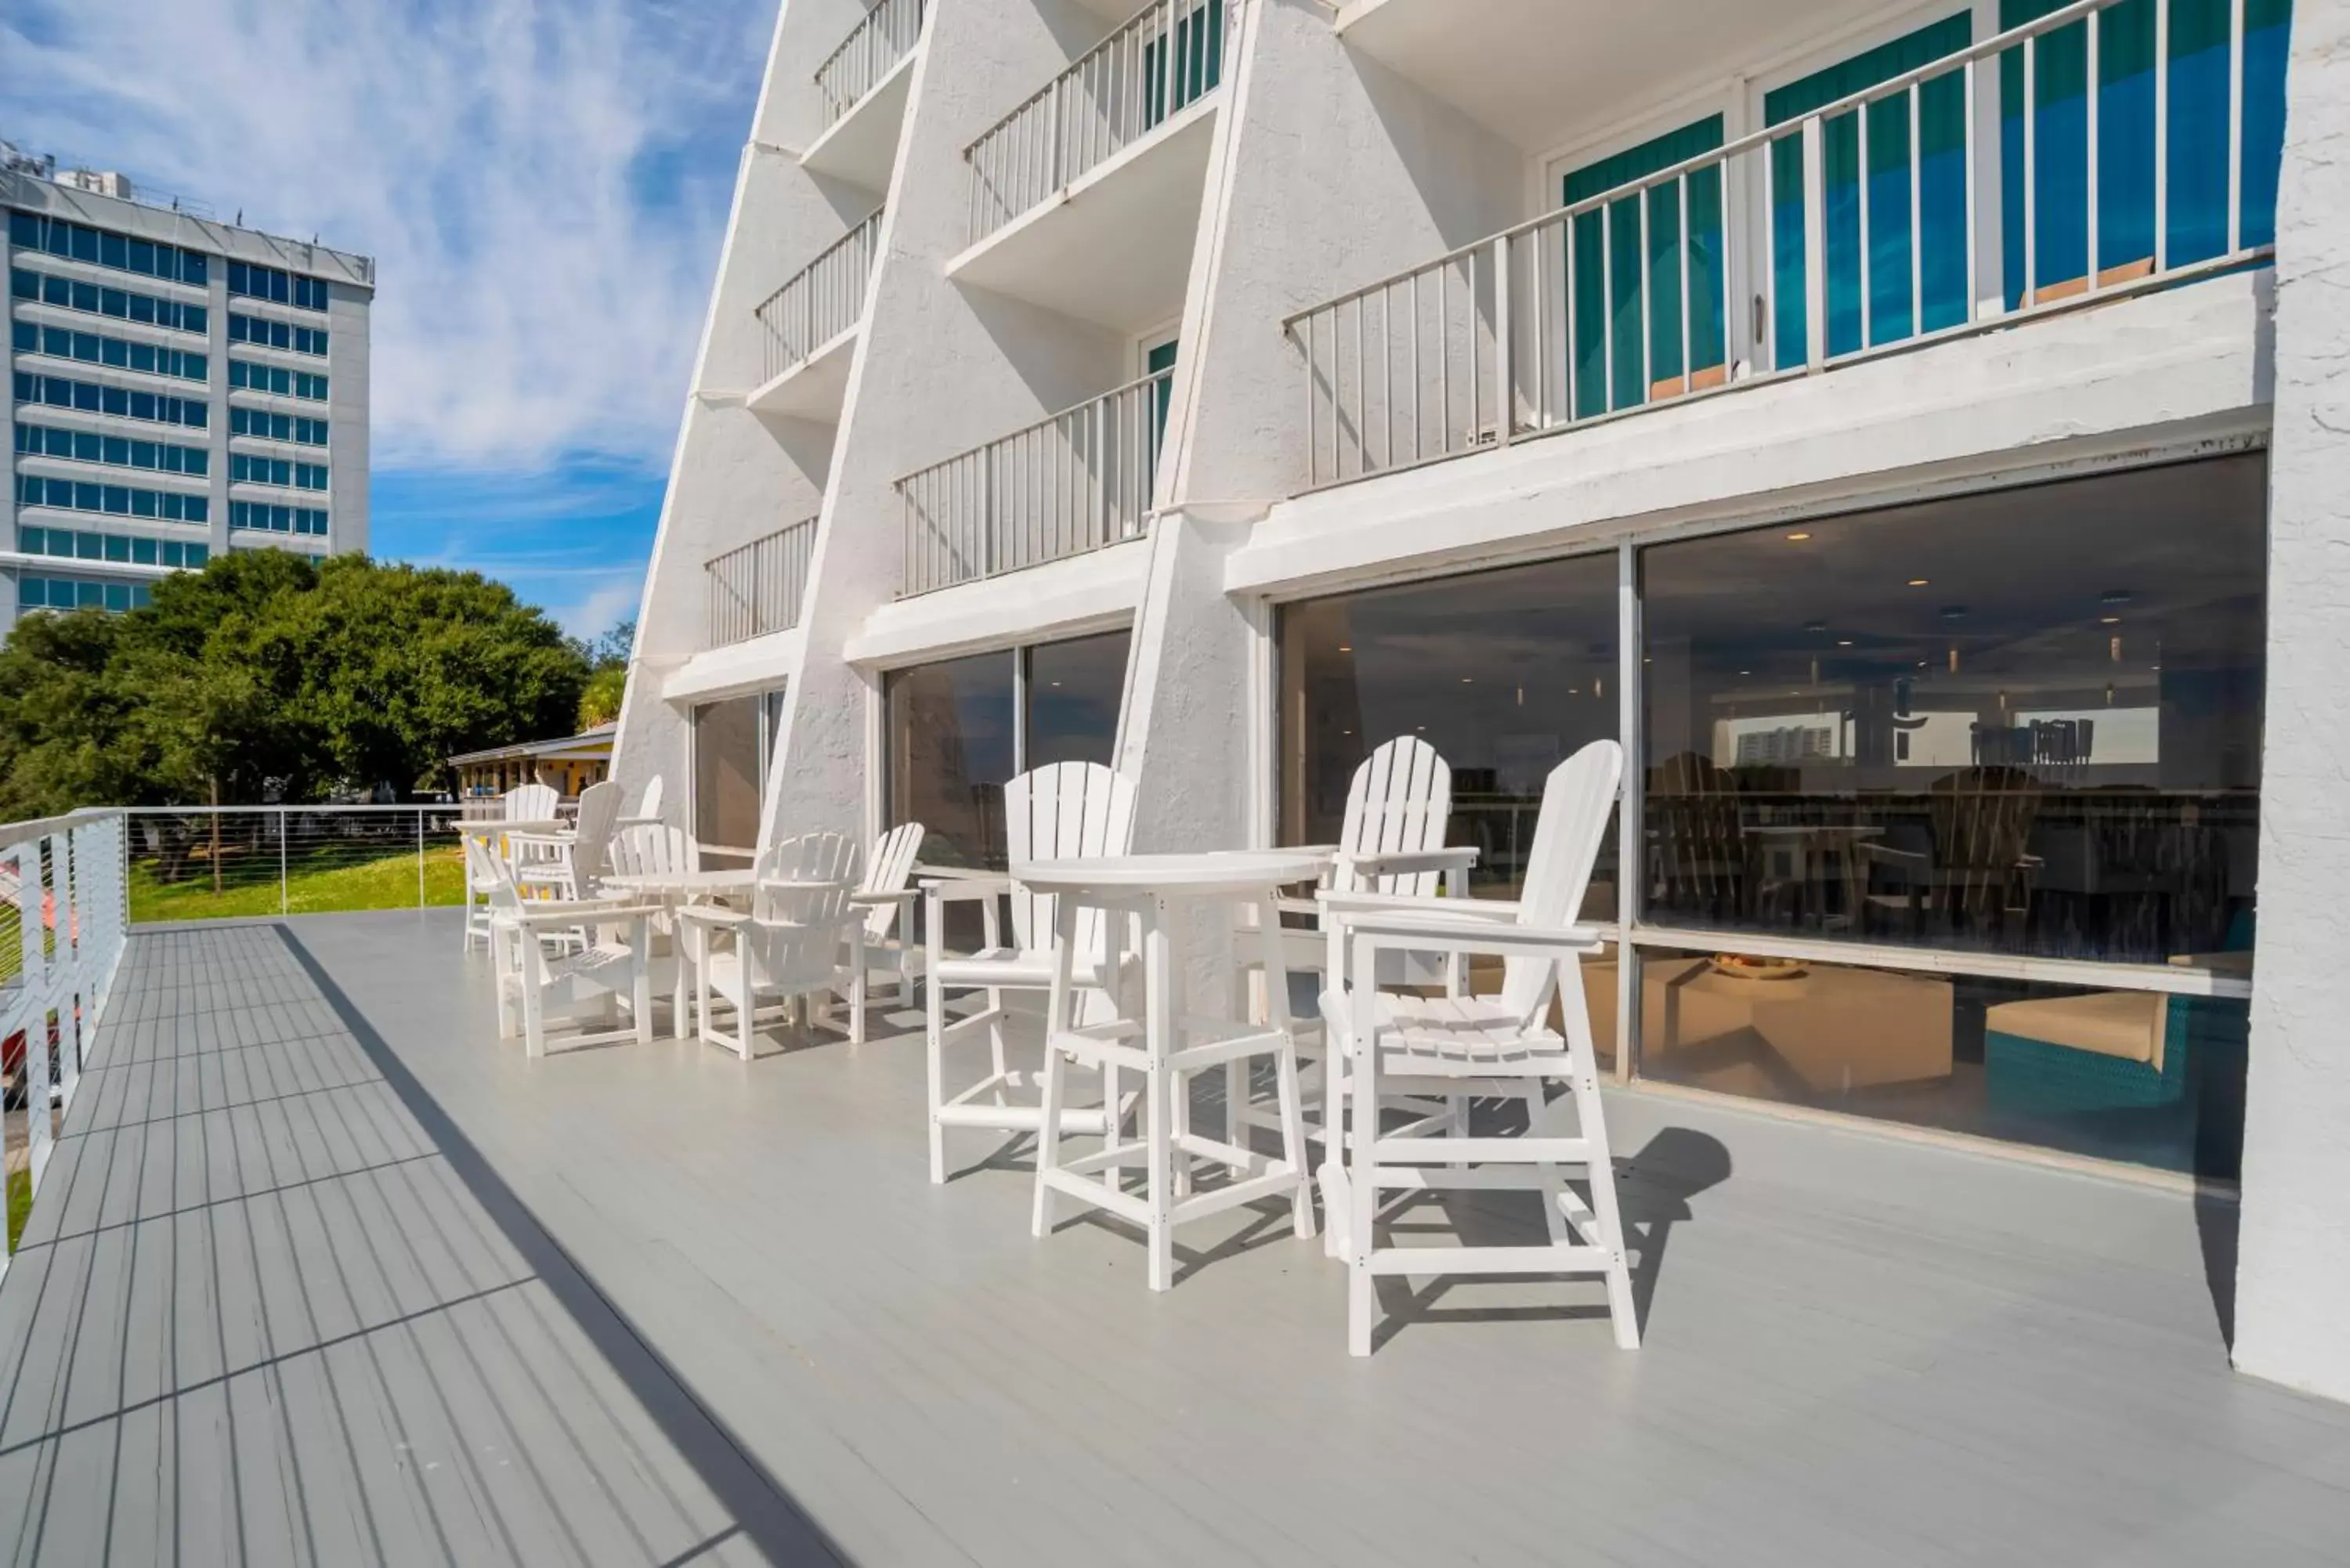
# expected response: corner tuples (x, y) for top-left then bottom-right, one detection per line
(1493, 231), (1514, 446)
(982, 445), (997, 581)
(1802, 114), (1828, 371)
(278, 806), (289, 916)
(417, 807), (427, 909)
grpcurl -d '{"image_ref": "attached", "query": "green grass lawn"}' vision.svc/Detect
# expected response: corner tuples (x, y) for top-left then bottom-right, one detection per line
(129, 842), (468, 923)
(6, 1165), (28, 1255)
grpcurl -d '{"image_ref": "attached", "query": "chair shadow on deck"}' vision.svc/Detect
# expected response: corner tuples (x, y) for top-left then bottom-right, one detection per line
(1369, 1121), (1733, 1353)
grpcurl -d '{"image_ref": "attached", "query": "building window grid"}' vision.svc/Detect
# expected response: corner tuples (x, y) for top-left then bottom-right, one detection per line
(16, 420), (209, 476)
(13, 320), (208, 383)
(229, 406), (328, 446)
(16, 472), (209, 523)
(227, 313), (328, 356)
(229, 358), (327, 400)
(11, 266), (208, 334)
(5, 210), (208, 286)
(13, 371), (208, 429)
(230, 453), (328, 491)
(16, 573), (156, 613)
(16, 525), (207, 569)
(226, 260), (329, 312)
(230, 500), (329, 537)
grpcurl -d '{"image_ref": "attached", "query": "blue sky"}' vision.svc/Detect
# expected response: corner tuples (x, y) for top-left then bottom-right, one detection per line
(2, 0), (776, 638)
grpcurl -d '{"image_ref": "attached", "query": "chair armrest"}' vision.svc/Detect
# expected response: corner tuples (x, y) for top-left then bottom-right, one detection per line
(920, 873), (1013, 901)
(757, 876), (857, 892)
(508, 902), (663, 930)
(674, 905), (748, 928)
(1343, 909), (1605, 956)
(1860, 844), (1929, 865)
(851, 887), (922, 907)
(1318, 889), (1520, 922)
(1339, 847), (1480, 878)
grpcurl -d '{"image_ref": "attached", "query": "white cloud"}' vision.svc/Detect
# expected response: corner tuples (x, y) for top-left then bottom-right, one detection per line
(2, 0), (772, 474)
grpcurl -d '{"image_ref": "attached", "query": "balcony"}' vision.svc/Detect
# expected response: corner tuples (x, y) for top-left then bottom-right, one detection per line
(747, 207), (882, 423)
(947, 0), (1233, 331)
(1288, 0), (2285, 491)
(895, 365), (1169, 597)
(804, 0), (925, 190)
(706, 515), (816, 649)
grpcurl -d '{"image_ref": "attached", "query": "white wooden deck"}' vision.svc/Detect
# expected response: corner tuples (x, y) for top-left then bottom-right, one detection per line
(5, 909), (2348, 1565)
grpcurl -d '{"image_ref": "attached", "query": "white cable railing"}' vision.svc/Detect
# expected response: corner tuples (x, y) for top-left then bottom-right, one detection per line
(815, 0), (925, 125)
(2, 809), (125, 1270)
(897, 366), (1173, 597)
(707, 515), (818, 646)
(964, 0), (1237, 246)
(754, 207), (883, 385)
(1285, 0), (2283, 491)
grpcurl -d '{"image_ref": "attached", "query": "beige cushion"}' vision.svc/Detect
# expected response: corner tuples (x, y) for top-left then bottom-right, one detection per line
(1985, 991), (2166, 1070)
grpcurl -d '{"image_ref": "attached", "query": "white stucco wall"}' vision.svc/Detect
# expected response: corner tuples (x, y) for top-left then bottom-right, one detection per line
(2234, 0), (2350, 1409)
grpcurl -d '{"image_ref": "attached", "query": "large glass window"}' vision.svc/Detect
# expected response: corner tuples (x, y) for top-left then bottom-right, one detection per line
(693, 688), (786, 854)
(1640, 455), (2265, 969)
(1278, 555), (1619, 915)
(884, 630), (1132, 870)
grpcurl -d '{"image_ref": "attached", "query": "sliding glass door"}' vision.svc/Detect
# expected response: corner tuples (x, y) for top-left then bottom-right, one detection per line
(1562, 116), (1728, 419)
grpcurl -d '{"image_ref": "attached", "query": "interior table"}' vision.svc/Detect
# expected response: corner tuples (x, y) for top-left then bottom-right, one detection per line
(1017, 850), (1329, 1291)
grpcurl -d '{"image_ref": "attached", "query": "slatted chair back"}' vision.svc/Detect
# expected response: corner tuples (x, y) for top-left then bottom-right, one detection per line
(638, 774), (665, 822)
(569, 779), (622, 887)
(506, 782), (559, 821)
(1930, 766), (2041, 925)
(861, 822), (926, 941)
(464, 832), (523, 916)
(608, 823), (697, 881)
(1498, 739), (1622, 1027)
(1005, 763), (1137, 957)
(747, 832), (862, 990)
(1338, 735), (1453, 895)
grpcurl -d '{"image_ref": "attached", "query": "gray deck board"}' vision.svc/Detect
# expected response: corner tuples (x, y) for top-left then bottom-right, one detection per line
(0, 922), (831, 1566)
(5, 908), (2348, 1564)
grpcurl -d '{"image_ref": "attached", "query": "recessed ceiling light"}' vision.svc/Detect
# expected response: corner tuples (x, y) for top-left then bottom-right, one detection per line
(1786, 531), (1812, 542)
(1907, 578), (1929, 587)
(1337, 645), (1352, 652)
(1737, 670), (1751, 676)
(2099, 616), (2121, 625)
(1836, 639), (1853, 647)
(1461, 677), (1473, 684)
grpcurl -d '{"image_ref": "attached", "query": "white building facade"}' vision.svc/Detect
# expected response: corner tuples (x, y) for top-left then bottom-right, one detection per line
(2, 151), (371, 633)
(619, 0), (2350, 1404)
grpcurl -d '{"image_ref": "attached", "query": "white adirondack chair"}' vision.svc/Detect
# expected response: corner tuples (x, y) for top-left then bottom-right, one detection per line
(849, 822), (926, 1010)
(465, 834), (662, 1060)
(462, 780), (575, 952)
(1241, 736), (1478, 1150)
(517, 778), (621, 902)
(681, 832), (866, 1060)
(1317, 739), (1636, 1356)
(620, 774), (664, 828)
(922, 762), (1136, 1183)
(604, 822), (698, 883)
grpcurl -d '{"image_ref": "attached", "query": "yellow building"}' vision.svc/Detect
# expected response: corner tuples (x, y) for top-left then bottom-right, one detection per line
(448, 723), (615, 804)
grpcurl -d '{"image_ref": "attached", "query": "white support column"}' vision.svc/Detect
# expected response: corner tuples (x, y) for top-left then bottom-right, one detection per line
(2236, 0), (2350, 1409)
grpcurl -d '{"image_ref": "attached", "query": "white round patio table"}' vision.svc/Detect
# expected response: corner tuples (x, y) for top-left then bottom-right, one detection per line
(1014, 850), (1331, 1291)
(599, 869), (761, 1039)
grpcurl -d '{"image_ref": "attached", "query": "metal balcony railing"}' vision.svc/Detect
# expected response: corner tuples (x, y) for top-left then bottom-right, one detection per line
(815, 0), (925, 125)
(1285, 0), (2284, 491)
(896, 366), (1173, 597)
(707, 516), (818, 647)
(964, 0), (1236, 246)
(754, 208), (883, 385)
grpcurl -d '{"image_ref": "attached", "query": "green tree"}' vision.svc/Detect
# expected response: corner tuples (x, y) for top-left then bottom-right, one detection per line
(578, 664), (628, 728)
(0, 554), (590, 818)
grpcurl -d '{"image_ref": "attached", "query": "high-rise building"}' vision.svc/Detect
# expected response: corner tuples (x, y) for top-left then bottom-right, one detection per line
(616, 0), (2350, 1404)
(2, 144), (371, 633)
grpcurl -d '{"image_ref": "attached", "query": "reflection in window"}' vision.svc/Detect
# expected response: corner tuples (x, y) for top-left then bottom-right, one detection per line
(692, 692), (770, 853)
(1278, 555), (1619, 914)
(1026, 630), (1130, 769)
(885, 633), (1133, 870)
(886, 651), (1017, 870)
(1640, 455), (2265, 967)
(1628, 948), (2247, 1178)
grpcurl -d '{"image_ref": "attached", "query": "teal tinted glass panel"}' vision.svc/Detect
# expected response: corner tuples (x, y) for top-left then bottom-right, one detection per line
(1766, 13), (1974, 367)
(1143, 0), (1224, 130)
(1999, 0), (2290, 309)
(1562, 115), (1727, 419)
